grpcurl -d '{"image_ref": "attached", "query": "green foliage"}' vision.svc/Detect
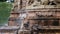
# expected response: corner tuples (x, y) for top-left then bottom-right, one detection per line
(0, 2), (12, 24)
(0, 0), (7, 2)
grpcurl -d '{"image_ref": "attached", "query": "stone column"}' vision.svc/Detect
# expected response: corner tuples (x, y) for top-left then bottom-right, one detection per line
(22, 0), (27, 8)
(18, 0), (20, 10)
(8, 0), (20, 26)
(59, 19), (60, 26)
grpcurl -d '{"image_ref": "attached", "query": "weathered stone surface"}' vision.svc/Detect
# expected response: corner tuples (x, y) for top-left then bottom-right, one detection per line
(8, 0), (60, 34)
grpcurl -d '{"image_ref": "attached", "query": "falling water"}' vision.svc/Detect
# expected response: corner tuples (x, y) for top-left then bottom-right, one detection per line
(18, 13), (27, 32)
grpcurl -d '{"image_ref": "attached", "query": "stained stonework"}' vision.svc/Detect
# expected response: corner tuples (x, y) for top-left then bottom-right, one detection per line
(8, 0), (60, 34)
(0, 26), (19, 34)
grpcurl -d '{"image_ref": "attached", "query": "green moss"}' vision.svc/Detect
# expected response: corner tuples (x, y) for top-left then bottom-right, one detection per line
(0, 2), (12, 24)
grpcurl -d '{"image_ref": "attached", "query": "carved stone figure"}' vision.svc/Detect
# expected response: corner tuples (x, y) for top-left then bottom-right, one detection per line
(28, 0), (41, 6)
(54, 0), (60, 3)
(28, 0), (34, 5)
(28, 0), (50, 6)
(41, 0), (49, 5)
(48, 0), (56, 5)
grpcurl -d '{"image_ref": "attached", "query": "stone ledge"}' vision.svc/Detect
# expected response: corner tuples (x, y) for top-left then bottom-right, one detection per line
(0, 26), (20, 30)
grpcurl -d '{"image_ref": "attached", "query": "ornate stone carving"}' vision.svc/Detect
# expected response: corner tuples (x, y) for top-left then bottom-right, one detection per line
(28, 0), (34, 5)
